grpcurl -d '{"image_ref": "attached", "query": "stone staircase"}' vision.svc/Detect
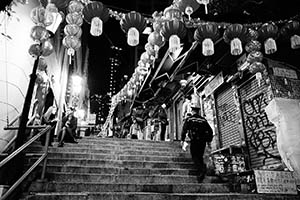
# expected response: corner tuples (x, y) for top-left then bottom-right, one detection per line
(20, 136), (299, 200)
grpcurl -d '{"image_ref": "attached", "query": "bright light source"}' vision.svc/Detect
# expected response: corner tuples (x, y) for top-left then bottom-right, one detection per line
(72, 75), (82, 94)
(142, 27), (152, 35)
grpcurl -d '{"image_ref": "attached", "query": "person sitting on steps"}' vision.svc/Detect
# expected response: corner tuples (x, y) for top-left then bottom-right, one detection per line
(57, 107), (78, 147)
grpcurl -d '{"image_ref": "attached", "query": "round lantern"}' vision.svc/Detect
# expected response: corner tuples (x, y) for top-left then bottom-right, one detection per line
(30, 6), (46, 25)
(163, 5), (182, 21)
(161, 19), (186, 53)
(174, 0), (200, 15)
(145, 43), (156, 59)
(66, 12), (83, 26)
(280, 20), (300, 49)
(29, 43), (42, 57)
(30, 25), (49, 42)
(64, 24), (82, 37)
(83, 1), (109, 36)
(43, 3), (59, 26)
(258, 23), (279, 54)
(223, 24), (251, 56)
(245, 40), (261, 53)
(40, 0), (71, 10)
(41, 39), (54, 57)
(148, 31), (165, 49)
(120, 11), (147, 46)
(68, 0), (84, 13)
(135, 65), (149, 75)
(62, 35), (81, 56)
(194, 24), (220, 56)
(246, 51), (263, 64)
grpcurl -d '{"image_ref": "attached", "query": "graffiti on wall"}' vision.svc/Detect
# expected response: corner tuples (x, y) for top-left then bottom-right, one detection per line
(242, 92), (281, 164)
(217, 103), (237, 127)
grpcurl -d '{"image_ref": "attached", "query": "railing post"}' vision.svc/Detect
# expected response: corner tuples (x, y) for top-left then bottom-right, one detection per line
(41, 128), (50, 180)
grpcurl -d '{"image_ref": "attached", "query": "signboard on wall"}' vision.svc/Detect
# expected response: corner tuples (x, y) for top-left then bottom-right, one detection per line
(204, 72), (224, 97)
(254, 170), (297, 194)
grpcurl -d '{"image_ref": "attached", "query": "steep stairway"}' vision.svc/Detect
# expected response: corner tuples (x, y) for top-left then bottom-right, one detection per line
(20, 136), (299, 200)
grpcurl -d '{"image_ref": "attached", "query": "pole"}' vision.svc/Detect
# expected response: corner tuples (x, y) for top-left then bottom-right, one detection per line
(15, 56), (40, 148)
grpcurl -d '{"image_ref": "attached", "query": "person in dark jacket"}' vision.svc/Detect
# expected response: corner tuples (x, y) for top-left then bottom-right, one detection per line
(181, 105), (213, 182)
(57, 108), (78, 147)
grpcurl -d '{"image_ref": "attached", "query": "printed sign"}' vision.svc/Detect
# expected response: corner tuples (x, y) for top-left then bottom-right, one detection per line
(204, 72), (224, 96)
(273, 67), (298, 79)
(254, 170), (297, 194)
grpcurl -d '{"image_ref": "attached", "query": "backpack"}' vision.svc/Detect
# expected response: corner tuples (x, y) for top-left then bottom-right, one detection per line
(187, 116), (213, 142)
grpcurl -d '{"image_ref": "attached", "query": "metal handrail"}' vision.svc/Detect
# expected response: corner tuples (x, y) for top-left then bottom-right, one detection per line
(0, 125), (52, 200)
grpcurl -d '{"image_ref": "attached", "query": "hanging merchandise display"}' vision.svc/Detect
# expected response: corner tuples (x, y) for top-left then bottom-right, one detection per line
(194, 23), (220, 56)
(82, 1), (109, 36)
(258, 23), (279, 54)
(120, 11), (147, 46)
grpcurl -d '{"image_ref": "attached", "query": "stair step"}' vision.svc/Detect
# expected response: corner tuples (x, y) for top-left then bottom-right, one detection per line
(29, 182), (230, 193)
(46, 172), (220, 184)
(23, 192), (300, 200)
(44, 165), (199, 175)
(27, 145), (191, 157)
(30, 158), (196, 169)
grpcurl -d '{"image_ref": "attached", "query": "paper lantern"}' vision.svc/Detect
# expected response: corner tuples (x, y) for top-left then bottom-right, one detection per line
(148, 31), (165, 49)
(161, 19), (186, 53)
(46, 11), (64, 35)
(28, 43), (42, 57)
(169, 35), (181, 53)
(40, 0), (71, 10)
(163, 5), (182, 21)
(68, 0), (84, 13)
(135, 66), (149, 75)
(62, 35), (81, 56)
(82, 1), (109, 36)
(90, 17), (103, 36)
(145, 43), (156, 59)
(43, 3), (59, 26)
(120, 11), (147, 46)
(66, 12), (83, 26)
(30, 25), (49, 42)
(245, 40), (261, 53)
(64, 24), (82, 37)
(194, 24), (220, 56)
(258, 23), (278, 54)
(174, 0), (200, 14)
(280, 20), (300, 49)
(246, 51), (263, 64)
(127, 27), (139, 46)
(30, 6), (46, 25)
(223, 24), (251, 56)
(41, 39), (54, 57)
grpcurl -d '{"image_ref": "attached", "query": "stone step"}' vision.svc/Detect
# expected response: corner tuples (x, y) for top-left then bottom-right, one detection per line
(42, 152), (192, 162)
(46, 172), (220, 184)
(23, 192), (300, 200)
(44, 165), (199, 176)
(28, 182), (230, 193)
(79, 137), (181, 146)
(31, 158), (196, 169)
(27, 145), (191, 157)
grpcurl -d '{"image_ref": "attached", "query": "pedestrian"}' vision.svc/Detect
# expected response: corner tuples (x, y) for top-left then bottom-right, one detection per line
(181, 104), (213, 182)
(129, 118), (141, 139)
